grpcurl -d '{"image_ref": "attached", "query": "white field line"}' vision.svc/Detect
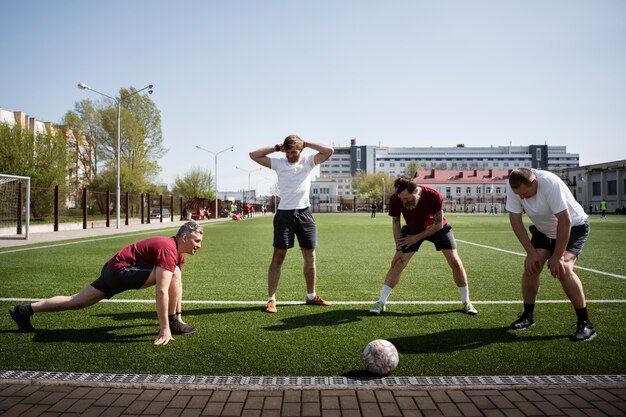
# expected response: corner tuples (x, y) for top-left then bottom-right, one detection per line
(456, 239), (626, 280)
(1, 298), (625, 305)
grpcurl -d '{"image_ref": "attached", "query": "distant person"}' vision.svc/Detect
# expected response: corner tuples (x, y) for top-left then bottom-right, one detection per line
(506, 168), (595, 342)
(369, 176), (478, 316)
(249, 135), (334, 313)
(8, 221), (204, 345)
(600, 199), (607, 219)
(588, 205), (593, 215)
(371, 202), (377, 218)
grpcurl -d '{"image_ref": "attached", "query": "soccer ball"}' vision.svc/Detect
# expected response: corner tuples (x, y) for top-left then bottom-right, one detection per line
(362, 339), (399, 376)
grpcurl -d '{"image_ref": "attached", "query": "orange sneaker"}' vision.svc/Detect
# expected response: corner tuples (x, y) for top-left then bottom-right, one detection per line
(305, 295), (331, 306)
(264, 300), (277, 313)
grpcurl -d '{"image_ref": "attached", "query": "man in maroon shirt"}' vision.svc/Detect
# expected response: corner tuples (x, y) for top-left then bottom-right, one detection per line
(9, 221), (204, 346)
(369, 176), (478, 316)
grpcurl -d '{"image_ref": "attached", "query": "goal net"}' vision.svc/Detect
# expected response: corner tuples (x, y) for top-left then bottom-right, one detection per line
(0, 174), (30, 239)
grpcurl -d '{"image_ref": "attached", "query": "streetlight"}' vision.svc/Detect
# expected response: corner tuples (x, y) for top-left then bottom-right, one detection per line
(381, 178), (385, 213)
(195, 145), (234, 219)
(77, 82), (153, 228)
(235, 166), (262, 204)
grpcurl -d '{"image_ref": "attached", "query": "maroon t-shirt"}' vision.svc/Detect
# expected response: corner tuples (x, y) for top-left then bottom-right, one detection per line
(107, 236), (184, 273)
(388, 185), (448, 234)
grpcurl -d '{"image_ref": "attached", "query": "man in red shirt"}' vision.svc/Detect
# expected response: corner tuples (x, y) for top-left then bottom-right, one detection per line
(369, 176), (478, 316)
(9, 221), (204, 346)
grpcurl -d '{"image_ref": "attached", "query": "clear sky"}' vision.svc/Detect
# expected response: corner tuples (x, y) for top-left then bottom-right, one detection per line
(2, 1), (625, 195)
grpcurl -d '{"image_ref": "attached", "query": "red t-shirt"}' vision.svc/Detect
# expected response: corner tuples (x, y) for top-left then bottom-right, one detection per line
(107, 236), (184, 273)
(388, 185), (448, 234)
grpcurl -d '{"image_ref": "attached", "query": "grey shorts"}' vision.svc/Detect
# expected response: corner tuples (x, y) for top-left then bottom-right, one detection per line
(400, 225), (457, 253)
(90, 263), (153, 299)
(529, 222), (589, 257)
(273, 207), (317, 249)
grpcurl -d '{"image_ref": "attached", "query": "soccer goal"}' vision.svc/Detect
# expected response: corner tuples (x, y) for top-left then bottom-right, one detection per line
(0, 174), (30, 239)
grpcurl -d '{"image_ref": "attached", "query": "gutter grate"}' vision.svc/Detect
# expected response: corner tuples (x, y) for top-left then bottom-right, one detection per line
(1, 370), (625, 388)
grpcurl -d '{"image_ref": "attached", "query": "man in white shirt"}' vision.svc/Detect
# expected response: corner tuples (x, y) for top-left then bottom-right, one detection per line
(249, 135), (334, 313)
(506, 168), (595, 341)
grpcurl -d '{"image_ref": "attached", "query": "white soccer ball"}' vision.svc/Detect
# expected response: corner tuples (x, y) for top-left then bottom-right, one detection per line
(362, 339), (399, 376)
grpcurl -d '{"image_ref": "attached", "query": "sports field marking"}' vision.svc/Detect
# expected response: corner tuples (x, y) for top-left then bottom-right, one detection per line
(456, 239), (626, 280)
(2, 298), (625, 305)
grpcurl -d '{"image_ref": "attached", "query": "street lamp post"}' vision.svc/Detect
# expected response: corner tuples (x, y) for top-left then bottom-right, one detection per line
(195, 145), (234, 220)
(77, 82), (153, 229)
(382, 178), (385, 213)
(235, 166), (262, 204)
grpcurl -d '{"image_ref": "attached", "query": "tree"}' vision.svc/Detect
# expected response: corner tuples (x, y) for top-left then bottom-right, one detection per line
(352, 171), (394, 199)
(0, 122), (68, 218)
(62, 99), (103, 180)
(404, 160), (421, 178)
(67, 86), (166, 195)
(172, 167), (215, 199)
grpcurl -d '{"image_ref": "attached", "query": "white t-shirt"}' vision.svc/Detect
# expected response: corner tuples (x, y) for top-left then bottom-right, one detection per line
(270, 154), (316, 210)
(505, 169), (588, 238)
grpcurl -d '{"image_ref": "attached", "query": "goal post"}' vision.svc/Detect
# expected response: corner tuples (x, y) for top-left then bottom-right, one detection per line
(0, 174), (30, 239)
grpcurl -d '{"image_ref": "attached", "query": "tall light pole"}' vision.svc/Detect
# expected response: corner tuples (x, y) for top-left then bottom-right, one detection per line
(235, 166), (262, 204)
(381, 178), (385, 213)
(78, 82), (153, 228)
(196, 145), (234, 219)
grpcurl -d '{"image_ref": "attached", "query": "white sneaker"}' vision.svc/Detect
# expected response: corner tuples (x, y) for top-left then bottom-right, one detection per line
(462, 301), (478, 315)
(369, 301), (386, 315)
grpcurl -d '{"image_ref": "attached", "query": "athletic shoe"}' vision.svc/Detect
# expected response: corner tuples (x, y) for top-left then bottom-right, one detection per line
(168, 317), (196, 335)
(9, 306), (34, 332)
(510, 314), (535, 330)
(264, 300), (277, 314)
(368, 301), (386, 315)
(305, 295), (331, 306)
(462, 302), (478, 315)
(570, 321), (597, 342)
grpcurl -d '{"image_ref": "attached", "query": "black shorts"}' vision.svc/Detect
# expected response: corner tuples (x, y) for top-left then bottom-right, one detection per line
(90, 263), (154, 299)
(273, 207), (317, 250)
(529, 222), (589, 257)
(400, 224), (457, 253)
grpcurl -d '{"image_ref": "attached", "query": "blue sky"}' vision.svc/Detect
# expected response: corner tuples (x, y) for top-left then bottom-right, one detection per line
(1, 1), (625, 195)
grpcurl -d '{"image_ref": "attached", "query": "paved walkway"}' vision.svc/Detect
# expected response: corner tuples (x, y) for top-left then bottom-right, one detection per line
(2, 219), (625, 416)
(1, 379), (625, 417)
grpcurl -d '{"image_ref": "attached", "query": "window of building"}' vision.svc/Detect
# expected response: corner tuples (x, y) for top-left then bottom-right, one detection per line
(592, 182), (601, 196)
(455, 187), (461, 194)
(466, 187), (471, 194)
(389, 163), (395, 167)
(476, 186), (481, 194)
(446, 187), (451, 198)
(607, 180), (617, 195)
(536, 148), (542, 161)
(356, 148), (361, 162)
(379, 162), (384, 167)
(496, 187), (501, 194)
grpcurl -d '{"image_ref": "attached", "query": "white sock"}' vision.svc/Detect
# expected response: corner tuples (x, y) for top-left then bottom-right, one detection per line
(378, 285), (393, 303)
(458, 286), (469, 303)
(307, 292), (316, 300)
(267, 296), (276, 302)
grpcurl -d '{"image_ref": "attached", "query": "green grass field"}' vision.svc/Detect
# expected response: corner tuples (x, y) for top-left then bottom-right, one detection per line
(1, 213), (625, 377)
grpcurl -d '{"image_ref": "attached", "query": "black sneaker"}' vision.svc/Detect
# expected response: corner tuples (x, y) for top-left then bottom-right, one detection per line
(9, 306), (35, 332)
(510, 314), (535, 331)
(169, 317), (196, 335)
(571, 321), (597, 342)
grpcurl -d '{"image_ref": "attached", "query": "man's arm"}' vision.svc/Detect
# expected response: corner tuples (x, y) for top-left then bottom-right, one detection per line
(397, 210), (445, 248)
(154, 267), (174, 345)
(548, 209), (572, 278)
(509, 212), (542, 275)
(305, 141), (334, 165)
(509, 212), (534, 253)
(249, 146), (276, 169)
